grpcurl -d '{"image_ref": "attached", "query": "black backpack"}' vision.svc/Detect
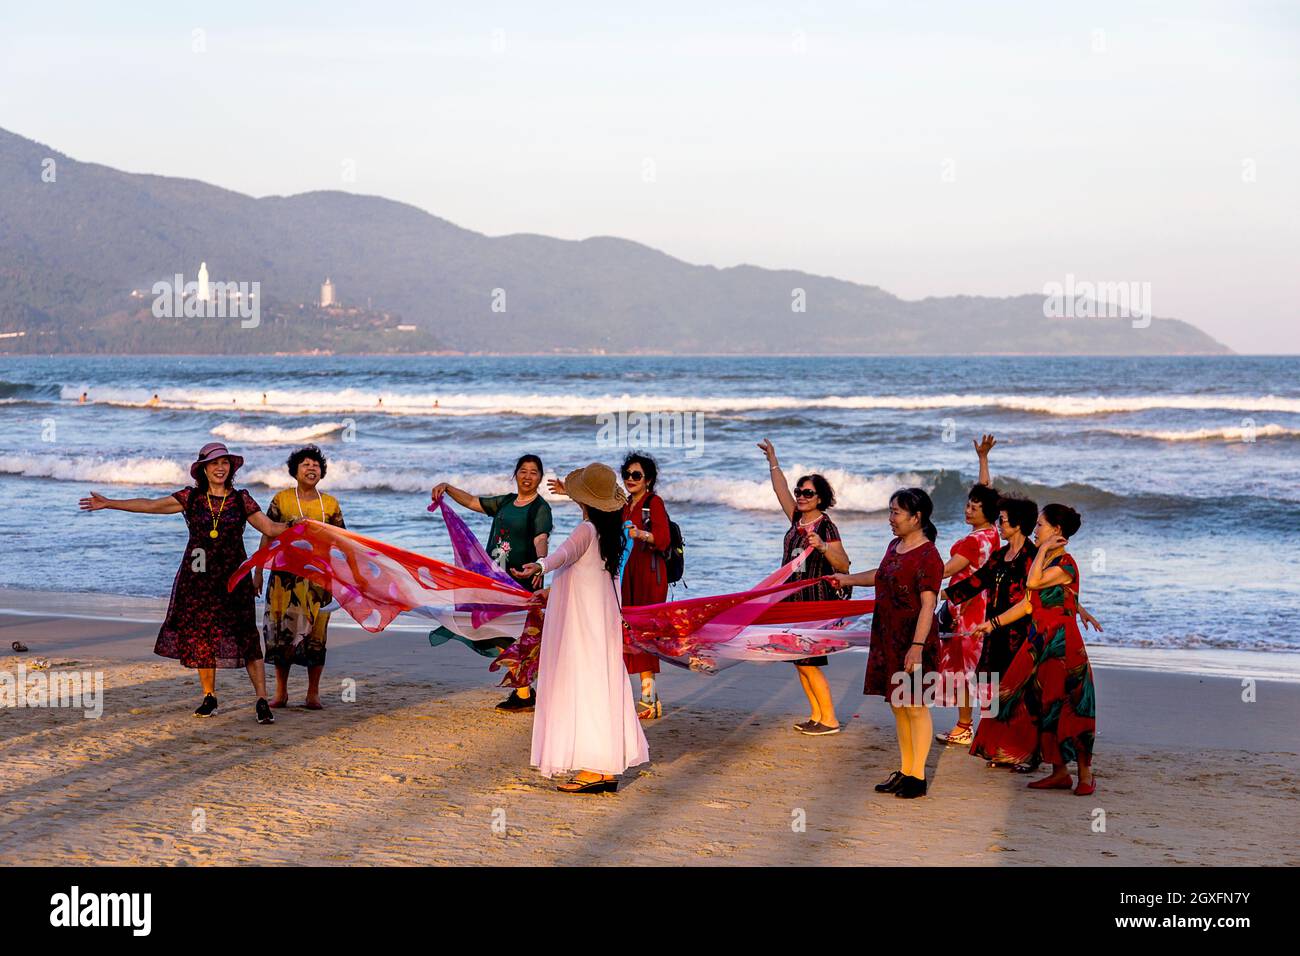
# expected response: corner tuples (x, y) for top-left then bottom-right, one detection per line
(642, 496), (685, 585)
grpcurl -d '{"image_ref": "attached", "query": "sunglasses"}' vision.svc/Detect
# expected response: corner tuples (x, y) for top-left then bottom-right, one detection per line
(793, 488), (818, 499)
(623, 470), (645, 481)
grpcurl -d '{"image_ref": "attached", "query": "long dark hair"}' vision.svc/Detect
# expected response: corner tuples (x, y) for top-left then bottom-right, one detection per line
(586, 504), (628, 579)
(890, 487), (937, 542)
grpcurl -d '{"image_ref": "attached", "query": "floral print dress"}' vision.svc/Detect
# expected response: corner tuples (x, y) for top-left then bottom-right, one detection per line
(154, 487), (262, 669)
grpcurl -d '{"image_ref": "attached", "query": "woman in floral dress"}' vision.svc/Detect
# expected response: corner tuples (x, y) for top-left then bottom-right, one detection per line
(971, 504), (1097, 795)
(79, 442), (298, 723)
(934, 435), (1003, 746)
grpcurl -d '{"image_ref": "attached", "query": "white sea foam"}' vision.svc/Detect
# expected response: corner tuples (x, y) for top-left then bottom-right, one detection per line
(0, 454), (190, 486)
(1101, 424), (1300, 442)
(60, 385), (1300, 418)
(211, 421), (349, 443)
(1, 451), (928, 512)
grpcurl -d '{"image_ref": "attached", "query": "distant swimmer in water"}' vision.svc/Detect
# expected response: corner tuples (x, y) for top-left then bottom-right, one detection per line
(262, 393), (267, 405)
(79, 392), (88, 404)
(146, 394), (161, 408)
(377, 397), (384, 407)
(434, 400), (440, 408)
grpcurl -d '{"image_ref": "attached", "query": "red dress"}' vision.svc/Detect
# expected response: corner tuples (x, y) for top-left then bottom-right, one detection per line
(936, 526), (1000, 706)
(621, 493), (671, 674)
(971, 552), (1096, 766)
(862, 538), (943, 699)
(154, 487), (263, 669)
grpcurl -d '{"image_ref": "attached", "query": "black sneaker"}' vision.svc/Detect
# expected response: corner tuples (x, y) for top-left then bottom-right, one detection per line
(194, 694), (219, 718)
(495, 689), (535, 712)
(894, 775), (928, 799)
(255, 698), (275, 724)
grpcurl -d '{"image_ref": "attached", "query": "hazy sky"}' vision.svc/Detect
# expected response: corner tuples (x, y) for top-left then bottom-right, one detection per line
(4, 1), (1298, 351)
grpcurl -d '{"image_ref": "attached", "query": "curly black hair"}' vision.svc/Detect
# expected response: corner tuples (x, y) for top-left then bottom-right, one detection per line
(287, 444), (328, 479)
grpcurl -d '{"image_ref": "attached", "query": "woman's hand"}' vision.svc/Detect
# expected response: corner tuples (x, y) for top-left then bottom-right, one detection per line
(904, 644), (923, 674)
(430, 482), (449, 504)
(973, 434), (997, 458)
(757, 438), (778, 467)
(972, 619), (996, 638)
(546, 478), (567, 496)
(1078, 606), (1103, 632)
(517, 562), (543, 581)
(805, 531), (824, 553)
(1039, 533), (1067, 554)
(79, 492), (110, 511)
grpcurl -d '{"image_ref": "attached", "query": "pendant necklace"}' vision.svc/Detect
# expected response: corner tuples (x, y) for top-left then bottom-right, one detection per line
(206, 490), (228, 539)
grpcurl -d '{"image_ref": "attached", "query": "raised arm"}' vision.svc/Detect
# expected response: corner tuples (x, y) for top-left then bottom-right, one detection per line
(974, 434), (996, 487)
(78, 491), (182, 515)
(758, 438), (796, 521)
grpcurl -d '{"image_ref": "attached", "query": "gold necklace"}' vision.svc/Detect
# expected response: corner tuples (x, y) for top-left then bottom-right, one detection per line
(206, 490), (229, 539)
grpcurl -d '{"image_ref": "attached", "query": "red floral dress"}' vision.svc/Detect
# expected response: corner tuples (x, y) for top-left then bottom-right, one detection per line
(154, 487), (263, 669)
(621, 493), (671, 674)
(971, 552), (1096, 766)
(935, 526), (1000, 706)
(862, 538), (943, 698)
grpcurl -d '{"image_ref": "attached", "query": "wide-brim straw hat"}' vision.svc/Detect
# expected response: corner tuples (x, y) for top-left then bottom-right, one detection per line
(190, 441), (245, 481)
(564, 463), (627, 512)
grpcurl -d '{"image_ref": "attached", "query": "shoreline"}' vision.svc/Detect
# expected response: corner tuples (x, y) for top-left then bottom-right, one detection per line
(2, 586), (1298, 683)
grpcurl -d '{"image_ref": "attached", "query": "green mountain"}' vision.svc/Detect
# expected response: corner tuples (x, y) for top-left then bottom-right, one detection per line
(0, 127), (1230, 355)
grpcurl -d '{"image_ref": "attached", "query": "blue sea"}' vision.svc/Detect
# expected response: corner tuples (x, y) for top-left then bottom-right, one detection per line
(2, 354), (1298, 662)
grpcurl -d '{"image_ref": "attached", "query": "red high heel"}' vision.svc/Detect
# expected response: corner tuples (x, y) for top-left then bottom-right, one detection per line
(1074, 778), (1097, 796)
(1027, 775), (1073, 790)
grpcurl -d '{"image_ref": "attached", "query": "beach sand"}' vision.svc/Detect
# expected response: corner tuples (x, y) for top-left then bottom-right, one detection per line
(2, 587), (1297, 866)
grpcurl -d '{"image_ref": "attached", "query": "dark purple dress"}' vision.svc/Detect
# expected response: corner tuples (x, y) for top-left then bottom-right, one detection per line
(863, 538), (943, 698)
(154, 487), (263, 669)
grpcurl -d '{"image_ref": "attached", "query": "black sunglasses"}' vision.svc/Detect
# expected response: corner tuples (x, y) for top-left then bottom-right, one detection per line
(623, 470), (645, 481)
(793, 488), (818, 499)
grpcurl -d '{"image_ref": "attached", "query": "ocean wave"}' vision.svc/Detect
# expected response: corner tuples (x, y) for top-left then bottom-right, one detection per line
(0, 453), (190, 486)
(1101, 424), (1300, 442)
(57, 385), (1300, 418)
(211, 421), (350, 443)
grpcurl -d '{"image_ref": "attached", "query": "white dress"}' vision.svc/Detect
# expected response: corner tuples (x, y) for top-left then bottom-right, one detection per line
(531, 521), (649, 778)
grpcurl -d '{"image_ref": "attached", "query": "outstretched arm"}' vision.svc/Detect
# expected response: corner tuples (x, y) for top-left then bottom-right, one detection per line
(78, 492), (182, 515)
(248, 510), (298, 538)
(431, 483), (484, 514)
(520, 523), (597, 580)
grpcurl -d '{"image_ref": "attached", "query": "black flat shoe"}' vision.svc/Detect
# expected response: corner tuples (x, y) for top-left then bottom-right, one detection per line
(193, 694), (219, 718)
(874, 771), (905, 793)
(557, 777), (617, 794)
(894, 775), (928, 799)
(255, 698), (275, 724)
(496, 689), (536, 712)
